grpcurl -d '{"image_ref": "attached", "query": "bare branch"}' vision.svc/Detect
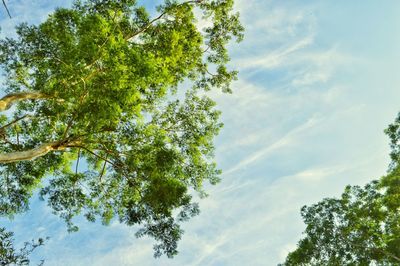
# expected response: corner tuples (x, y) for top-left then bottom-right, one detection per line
(62, 118), (74, 140)
(75, 148), (81, 174)
(99, 157), (107, 181)
(126, 12), (165, 42)
(15, 125), (19, 145)
(0, 114), (32, 132)
(69, 145), (117, 168)
(2, 0), (11, 19)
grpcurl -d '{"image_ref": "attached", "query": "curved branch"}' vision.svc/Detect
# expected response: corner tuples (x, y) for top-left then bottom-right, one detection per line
(69, 145), (117, 168)
(2, 0), (11, 19)
(0, 139), (80, 163)
(0, 114), (32, 132)
(99, 156), (107, 181)
(75, 148), (81, 174)
(0, 141), (60, 163)
(0, 92), (50, 111)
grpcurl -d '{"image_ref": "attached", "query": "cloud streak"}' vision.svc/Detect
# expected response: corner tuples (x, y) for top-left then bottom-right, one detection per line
(223, 115), (322, 175)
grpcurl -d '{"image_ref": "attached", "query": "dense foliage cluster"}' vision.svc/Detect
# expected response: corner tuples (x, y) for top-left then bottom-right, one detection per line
(281, 114), (400, 265)
(0, 0), (243, 258)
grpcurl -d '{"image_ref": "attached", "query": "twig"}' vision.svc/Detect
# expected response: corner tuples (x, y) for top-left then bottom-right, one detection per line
(205, 68), (217, 77)
(70, 145), (117, 168)
(0, 114), (32, 132)
(84, 12), (119, 70)
(15, 125), (19, 145)
(99, 157), (107, 181)
(125, 0), (200, 41)
(75, 148), (81, 174)
(2, 0), (11, 19)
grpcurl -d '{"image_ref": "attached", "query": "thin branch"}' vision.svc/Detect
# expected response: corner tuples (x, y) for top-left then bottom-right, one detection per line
(80, 77), (86, 90)
(99, 157), (107, 181)
(84, 12), (119, 71)
(53, 57), (71, 68)
(62, 119), (74, 140)
(69, 145), (117, 168)
(15, 125), (19, 145)
(5, 172), (11, 201)
(126, 12), (165, 41)
(0, 138), (15, 147)
(125, 0), (200, 42)
(2, 0), (11, 19)
(75, 148), (81, 174)
(338, 230), (400, 263)
(97, 143), (126, 157)
(382, 250), (400, 263)
(202, 45), (211, 54)
(352, 243), (400, 263)
(205, 68), (217, 77)
(0, 114), (32, 132)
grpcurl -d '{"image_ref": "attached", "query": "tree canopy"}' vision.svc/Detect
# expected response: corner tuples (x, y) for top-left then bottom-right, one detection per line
(281, 113), (400, 265)
(0, 0), (243, 259)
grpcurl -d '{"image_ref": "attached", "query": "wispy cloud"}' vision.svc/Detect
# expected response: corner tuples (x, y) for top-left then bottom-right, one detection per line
(237, 36), (315, 70)
(223, 115), (322, 175)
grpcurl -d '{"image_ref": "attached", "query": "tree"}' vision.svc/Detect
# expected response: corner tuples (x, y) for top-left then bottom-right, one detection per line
(0, 227), (46, 265)
(0, 0), (243, 258)
(281, 114), (400, 265)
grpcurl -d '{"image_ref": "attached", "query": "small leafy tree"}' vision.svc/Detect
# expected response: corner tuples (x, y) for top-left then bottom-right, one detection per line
(0, 0), (243, 258)
(0, 227), (46, 265)
(281, 114), (400, 265)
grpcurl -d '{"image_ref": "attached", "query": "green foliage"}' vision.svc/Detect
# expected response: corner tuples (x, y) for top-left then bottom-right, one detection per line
(0, 227), (46, 265)
(281, 180), (400, 265)
(281, 114), (400, 265)
(0, 0), (243, 258)
(385, 112), (400, 170)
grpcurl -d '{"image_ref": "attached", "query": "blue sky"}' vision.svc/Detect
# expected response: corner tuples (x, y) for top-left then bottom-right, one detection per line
(1, 0), (400, 265)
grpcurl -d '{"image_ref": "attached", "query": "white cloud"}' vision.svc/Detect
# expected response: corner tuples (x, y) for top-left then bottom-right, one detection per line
(237, 36), (315, 70)
(223, 115), (321, 175)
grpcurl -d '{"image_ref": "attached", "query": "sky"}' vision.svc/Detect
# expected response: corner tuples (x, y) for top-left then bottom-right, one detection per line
(1, 0), (400, 265)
